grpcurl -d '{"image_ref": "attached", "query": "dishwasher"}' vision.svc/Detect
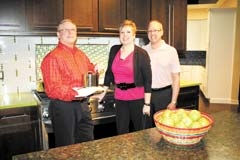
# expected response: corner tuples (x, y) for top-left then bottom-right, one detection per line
(0, 106), (42, 160)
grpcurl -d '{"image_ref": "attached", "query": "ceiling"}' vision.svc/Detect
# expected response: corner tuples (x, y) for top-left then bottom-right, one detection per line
(187, 0), (218, 4)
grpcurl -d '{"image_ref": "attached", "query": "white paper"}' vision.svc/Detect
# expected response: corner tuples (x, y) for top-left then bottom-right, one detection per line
(73, 86), (104, 98)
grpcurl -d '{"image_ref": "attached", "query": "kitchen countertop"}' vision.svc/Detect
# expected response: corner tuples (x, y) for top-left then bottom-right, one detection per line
(180, 80), (201, 88)
(0, 92), (39, 109)
(0, 80), (199, 110)
(13, 110), (240, 160)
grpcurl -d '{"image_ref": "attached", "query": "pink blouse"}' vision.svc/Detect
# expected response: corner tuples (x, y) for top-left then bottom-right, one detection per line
(111, 50), (144, 101)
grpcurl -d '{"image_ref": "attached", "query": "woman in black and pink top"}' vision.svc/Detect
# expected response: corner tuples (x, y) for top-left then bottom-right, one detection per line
(97, 20), (152, 134)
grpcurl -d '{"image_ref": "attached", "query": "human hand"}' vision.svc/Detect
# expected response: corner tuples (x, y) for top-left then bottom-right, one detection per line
(143, 105), (150, 116)
(90, 90), (106, 102)
(167, 102), (176, 110)
(94, 64), (105, 75)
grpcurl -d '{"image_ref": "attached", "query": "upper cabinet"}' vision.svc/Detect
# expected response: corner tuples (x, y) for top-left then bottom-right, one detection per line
(26, 0), (63, 33)
(0, 0), (26, 33)
(170, 0), (187, 52)
(99, 0), (126, 33)
(99, 0), (150, 34)
(0, 0), (187, 51)
(126, 0), (150, 33)
(64, 0), (98, 32)
(151, 0), (170, 43)
(151, 0), (187, 52)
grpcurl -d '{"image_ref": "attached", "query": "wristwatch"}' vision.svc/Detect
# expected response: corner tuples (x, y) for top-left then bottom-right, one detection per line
(144, 103), (151, 106)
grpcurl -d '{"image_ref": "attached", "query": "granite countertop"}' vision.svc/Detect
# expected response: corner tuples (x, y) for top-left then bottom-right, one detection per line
(0, 80), (199, 110)
(0, 92), (39, 109)
(13, 110), (240, 160)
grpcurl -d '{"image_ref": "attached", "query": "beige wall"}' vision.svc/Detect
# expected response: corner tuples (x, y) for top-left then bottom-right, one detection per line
(187, 0), (237, 20)
(187, 0), (239, 104)
(232, 2), (240, 104)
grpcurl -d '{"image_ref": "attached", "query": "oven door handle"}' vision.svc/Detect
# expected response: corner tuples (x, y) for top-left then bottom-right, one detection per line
(1, 114), (29, 120)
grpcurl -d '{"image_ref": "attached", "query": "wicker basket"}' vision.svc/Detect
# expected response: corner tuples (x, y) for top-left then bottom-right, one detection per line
(154, 109), (214, 146)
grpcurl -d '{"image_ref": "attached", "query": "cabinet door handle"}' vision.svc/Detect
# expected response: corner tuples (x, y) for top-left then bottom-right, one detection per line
(1, 114), (29, 120)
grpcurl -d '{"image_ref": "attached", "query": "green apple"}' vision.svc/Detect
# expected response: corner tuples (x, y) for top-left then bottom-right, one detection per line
(199, 117), (210, 127)
(190, 121), (202, 128)
(158, 116), (163, 123)
(161, 109), (172, 118)
(175, 121), (187, 128)
(161, 117), (175, 127)
(189, 110), (201, 121)
(176, 109), (188, 119)
(181, 116), (192, 127)
(170, 112), (181, 124)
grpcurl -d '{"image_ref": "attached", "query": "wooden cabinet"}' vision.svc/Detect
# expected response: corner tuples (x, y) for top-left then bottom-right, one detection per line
(0, 0), (26, 33)
(0, 106), (42, 160)
(0, 0), (187, 47)
(99, 0), (150, 34)
(27, 0), (98, 33)
(151, 0), (170, 43)
(170, 0), (187, 52)
(64, 0), (98, 32)
(180, 65), (206, 96)
(99, 0), (126, 33)
(26, 0), (63, 32)
(151, 0), (187, 52)
(126, 0), (151, 33)
(177, 85), (199, 110)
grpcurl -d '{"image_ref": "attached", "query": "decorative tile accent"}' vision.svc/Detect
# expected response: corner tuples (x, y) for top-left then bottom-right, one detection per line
(179, 51), (206, 67)
(35, 44), (109, 80)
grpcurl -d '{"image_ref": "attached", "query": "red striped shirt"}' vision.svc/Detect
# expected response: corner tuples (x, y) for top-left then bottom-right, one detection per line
(41, 42), (95, 101)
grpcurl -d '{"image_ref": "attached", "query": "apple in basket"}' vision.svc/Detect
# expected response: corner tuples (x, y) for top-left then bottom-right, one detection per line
(157, 109), (211, 128)
(154, 109), (214, 145)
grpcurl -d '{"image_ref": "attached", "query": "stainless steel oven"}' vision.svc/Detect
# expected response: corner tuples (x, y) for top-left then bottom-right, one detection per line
(33, 90), (116, 148)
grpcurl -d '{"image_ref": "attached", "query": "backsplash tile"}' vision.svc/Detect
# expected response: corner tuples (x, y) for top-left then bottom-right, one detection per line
(35, 43), (109, 82)
(2, 35), (205, 94)
(179, 51), (206, 67)
(0, 36), (131, 94)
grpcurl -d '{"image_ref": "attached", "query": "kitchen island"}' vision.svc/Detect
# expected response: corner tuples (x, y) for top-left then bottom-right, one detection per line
(0, 92), (42, 160)
(13, 110), (240, 160)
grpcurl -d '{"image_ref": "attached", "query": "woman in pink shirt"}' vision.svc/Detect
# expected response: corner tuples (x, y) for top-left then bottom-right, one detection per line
(98, 20), (152, 134)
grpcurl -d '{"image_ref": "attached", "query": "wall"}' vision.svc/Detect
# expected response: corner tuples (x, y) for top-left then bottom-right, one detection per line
(0, 36), (140, 94)
(206, 8), (236, 104)
(187, 1), (239, 104)
(0, 23), (206, 95)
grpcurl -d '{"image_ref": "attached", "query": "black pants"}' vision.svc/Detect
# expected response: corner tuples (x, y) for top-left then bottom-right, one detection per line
(151, 88), (172, 112)
(115, 99), (145, 134)
(146, 88), (172, 128)
(49, 99), (94, 147)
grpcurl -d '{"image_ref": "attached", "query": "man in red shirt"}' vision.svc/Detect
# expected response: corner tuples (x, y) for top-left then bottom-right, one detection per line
(41, 19), (95, 147)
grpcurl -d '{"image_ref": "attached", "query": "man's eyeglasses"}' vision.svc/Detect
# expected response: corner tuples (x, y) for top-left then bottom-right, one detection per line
(58, 28), (77, 33)
(147, 29), (161, 33)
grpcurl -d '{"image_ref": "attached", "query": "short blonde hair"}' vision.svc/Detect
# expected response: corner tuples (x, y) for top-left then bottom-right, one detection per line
(119, 19), (137, 35)
(148, 20), (163, 30)
(57, 19), (77, 31)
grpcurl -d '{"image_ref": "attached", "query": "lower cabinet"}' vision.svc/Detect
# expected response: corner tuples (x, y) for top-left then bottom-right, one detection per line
(94, 122), (117, 140)
(177, 85), (200, 110)
(0, 106), (42, 160)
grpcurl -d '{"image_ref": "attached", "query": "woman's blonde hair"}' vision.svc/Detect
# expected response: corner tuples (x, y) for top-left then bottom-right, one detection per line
(119, 19), (137, 35)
